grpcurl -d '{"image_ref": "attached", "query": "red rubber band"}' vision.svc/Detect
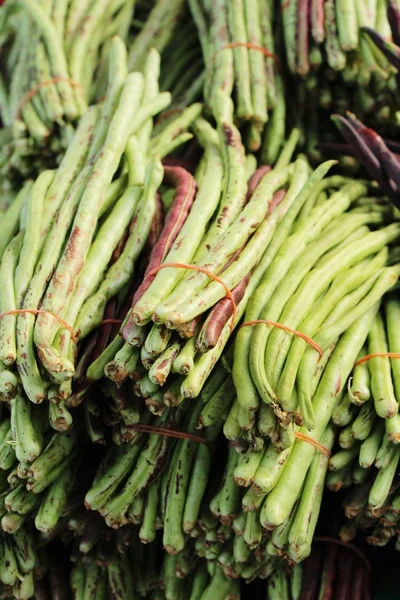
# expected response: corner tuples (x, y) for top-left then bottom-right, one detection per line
(214, 42), (280, 67)
(133, 423), (207, 444)
(0, 309), (76, 344)
(294, 432), (331, 456)
(240, 319), (323, 360)
(355, 352), (400, 365)
(16, 77), (81, 119)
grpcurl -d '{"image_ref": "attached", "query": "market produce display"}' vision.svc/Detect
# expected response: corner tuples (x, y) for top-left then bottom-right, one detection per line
(1, 0), (400, 599)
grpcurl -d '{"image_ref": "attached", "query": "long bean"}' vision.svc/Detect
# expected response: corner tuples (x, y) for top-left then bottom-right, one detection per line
(261, 307), (378, 528)
(154, 165), (292, 324)
(0, 182), (31, 259)
(131, 119), (223, 323)
(34, 72), (145, 380)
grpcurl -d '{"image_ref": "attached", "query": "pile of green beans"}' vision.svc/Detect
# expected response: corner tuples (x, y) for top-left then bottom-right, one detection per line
(188, 0), (282, 155)
(281, 0), (395, 82)
(68, 530), (242, 600)
(1, 120), (398, 597)
(157, 11), (204, 118)
(45, 126), (397, 585)
(326, 296), (400, 551)
(3, 2), (400, 597)
(279, 0), (399, 163)
(0, 36), (199, 413)
(0, 523), (42, 599)
(37, 510), (372, 600)
(234, 179), (399, 433)
(78, 126), (302, 422)
(128, 0), (187, 73)
(0, 0), (137, 177)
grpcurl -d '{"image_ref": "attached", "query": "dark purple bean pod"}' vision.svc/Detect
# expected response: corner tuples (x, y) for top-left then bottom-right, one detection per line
(299, 546), (324, 600)
(334, 547), (355, 600)
(350, 559), (368, 600)
(331, 114), (384, 182)
(318, 140), (400, 165)
(387, 0), (400, 46)
(345, 112), (400, 194)
(317, 542), (340, 600)
(362, 27), (400, 71)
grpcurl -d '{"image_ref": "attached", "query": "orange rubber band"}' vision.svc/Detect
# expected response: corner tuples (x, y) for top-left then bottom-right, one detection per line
(133, 423), (207, 444)
(355, 352), (400, 366)
(214, 43), (280, 67)
(16, 77), (81, 119)
(240, 319), (323, 360)
(147, 262), (237, 331)
(0, 309), (76, 344)
(294, 432), (331, 456)
(313, 536), (371, 571)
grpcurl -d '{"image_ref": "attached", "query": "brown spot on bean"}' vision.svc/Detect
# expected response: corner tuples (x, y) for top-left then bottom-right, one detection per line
(222, 124), (233, 146)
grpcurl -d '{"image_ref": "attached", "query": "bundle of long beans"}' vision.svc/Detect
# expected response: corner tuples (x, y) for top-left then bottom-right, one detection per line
(0, 0), (137, 177)
(330, 12), (400, 207)
(29, 528), (373, 600)
(47, 121), (294, 414)
(0, 35), (200, 411)
(188, 0), (283, 155)
(66, 140), (398, 591)
(157, 12), (204, 117)
(319, 296), (400, 552)
(284, 0), (400, 162)
(127, 0), (188, 71)
(0, 523), (44, 599)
